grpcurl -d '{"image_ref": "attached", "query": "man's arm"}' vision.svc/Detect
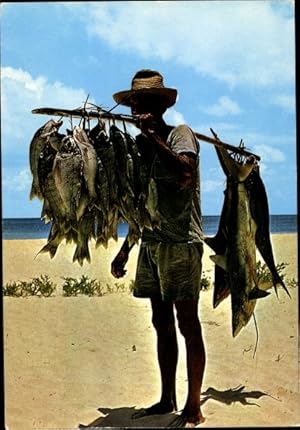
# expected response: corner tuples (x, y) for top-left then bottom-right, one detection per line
(138, 114), (197, 188)
(111, 234), (135, 278)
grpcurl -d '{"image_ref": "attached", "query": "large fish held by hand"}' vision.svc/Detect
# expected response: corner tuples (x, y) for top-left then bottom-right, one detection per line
(205, 145), (289, 337)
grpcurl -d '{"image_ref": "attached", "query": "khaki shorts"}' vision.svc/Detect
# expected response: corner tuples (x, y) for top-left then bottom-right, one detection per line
(133, 241), (203, 301)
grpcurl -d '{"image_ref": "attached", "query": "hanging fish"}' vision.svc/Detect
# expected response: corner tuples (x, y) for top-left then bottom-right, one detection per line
(52, 134), (83, 223)
(245, 167), (291, 298)
(73, 125), (98, 201)
(37, 222), (66, 259)
(110, 125), (133, 197)
(73, 208), (96, 265)
(91, 120), (119, 206)
(205, 147), (272, 337)
(29, 119), (63, 200)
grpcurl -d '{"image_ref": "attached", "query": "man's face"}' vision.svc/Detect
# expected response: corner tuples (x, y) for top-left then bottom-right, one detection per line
(130, 94), (167, 116)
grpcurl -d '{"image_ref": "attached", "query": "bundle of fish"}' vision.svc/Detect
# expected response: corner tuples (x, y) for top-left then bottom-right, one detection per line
(204, 146), (290, 337)
(29, 118), (152, 265)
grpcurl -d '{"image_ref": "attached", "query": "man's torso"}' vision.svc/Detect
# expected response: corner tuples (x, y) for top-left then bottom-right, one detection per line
(136, 124), (204, 243)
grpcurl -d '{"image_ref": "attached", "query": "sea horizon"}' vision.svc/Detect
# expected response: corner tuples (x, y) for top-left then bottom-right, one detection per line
(2, 213), (297, 219)
(2, 214), (298, 240)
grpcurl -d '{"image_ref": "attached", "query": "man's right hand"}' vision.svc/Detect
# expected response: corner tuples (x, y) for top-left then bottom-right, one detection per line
(111, 250), (128, 278)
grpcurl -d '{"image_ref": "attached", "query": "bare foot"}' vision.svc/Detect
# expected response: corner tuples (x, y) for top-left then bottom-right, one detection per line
(132, 401), (176, 419)
(170, 411), (205, 428)
(185, 413), (206, 427)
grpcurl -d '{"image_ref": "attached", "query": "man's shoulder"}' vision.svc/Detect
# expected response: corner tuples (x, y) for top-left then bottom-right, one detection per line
(168, 124), (199, 154)
(168, 124), (196, 140)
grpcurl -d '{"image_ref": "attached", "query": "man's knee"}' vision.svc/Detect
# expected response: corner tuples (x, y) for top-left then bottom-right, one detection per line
(151, 297), (175, 334)
(177, 316), (201, 340)
(176, 306), (202, 340)
(152, 312), (176, 334)
(175, 299), (202, 339)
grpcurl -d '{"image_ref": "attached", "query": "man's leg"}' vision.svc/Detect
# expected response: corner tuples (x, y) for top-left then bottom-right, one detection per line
(133, 295), (178, 417)
(175, 298), (206, 425)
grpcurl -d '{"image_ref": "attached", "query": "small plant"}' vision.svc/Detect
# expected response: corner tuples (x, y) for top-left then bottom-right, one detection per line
(105, 282), (114, 294)
(114, 282), (126, 292)
(128, 279), (135, 293)
(62, 275), (104, 297)
(256, 261), (298, 291)
(287, 278), (298, 289)
(61, 277), (79, 297)
(3, 281), (23, 297)
(3, 275), (56, 297)
(200, 272), (212, 291)
(256, 260), (288, 284)
(27, 275), (56, 297)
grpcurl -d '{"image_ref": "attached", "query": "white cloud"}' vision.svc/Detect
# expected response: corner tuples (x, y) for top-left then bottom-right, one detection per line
(195, 126), (294, 161)
(201, 96), (242, 117)
(1, 67), (47, 97)
(252, 144), (286, 162)
(164, 108), (186, 125)
(2, 168), (32, 192)
(270, 94), (295, 113)
(202, 178), (224, 193)
(1, 66), (91, 148)
(79, 1), (295, 88)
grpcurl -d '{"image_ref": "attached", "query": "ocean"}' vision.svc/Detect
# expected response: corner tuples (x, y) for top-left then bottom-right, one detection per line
(2, 215), (297, 240)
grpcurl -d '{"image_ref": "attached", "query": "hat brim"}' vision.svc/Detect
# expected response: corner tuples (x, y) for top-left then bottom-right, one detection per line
(113, 87), (177, 108)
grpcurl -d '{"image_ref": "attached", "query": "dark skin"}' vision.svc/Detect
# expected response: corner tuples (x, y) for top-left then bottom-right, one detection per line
(111, 94), (206, 426)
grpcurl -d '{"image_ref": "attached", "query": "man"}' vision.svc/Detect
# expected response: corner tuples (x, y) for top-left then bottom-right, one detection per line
(111, 69), (206, 427)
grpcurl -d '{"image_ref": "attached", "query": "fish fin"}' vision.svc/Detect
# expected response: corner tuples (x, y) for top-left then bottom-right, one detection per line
(273, 277), (291, 299)
(248, 287), (271, 300)
(210, 254), (227, 271)
(36, 242), (57, 259)
(73, 245), (91, 266)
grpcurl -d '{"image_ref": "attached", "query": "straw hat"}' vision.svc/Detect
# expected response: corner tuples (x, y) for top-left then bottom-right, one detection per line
(113, 69), (177, 108)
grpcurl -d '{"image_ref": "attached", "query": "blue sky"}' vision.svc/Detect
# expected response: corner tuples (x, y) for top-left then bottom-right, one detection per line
(1, 1), (296, 218)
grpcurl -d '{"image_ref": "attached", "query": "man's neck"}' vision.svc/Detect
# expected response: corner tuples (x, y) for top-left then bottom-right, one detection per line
(154, 118), (172, 140)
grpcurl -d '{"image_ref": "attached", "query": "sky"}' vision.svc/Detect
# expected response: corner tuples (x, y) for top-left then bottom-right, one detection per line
(0, 0), (296, 218)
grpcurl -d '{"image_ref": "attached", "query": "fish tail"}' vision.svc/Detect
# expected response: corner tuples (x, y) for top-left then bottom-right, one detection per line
(37, 242), (58, 259)
(96, 236), (108, 249)
(73, 244), (91, 266)
(273, 275), (291, 299)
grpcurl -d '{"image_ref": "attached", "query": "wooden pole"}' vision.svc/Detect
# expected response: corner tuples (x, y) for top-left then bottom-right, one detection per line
(32, 107), (261, 161)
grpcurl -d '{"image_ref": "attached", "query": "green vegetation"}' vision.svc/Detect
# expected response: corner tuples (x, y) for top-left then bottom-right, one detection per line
(3, 274), (135, 297)
(200, 271), (212, 291)
(256, 261), (297, 289)
(62, 275), (104, 297)
(3, 275), (56, 297)
(2, 262), (297, 297)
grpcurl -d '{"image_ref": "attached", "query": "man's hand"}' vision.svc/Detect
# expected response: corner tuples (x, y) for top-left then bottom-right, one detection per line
(111, 250), (128, 278)
(137, 113), (156, 135)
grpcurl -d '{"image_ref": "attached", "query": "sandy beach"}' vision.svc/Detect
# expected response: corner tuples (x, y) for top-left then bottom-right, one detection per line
(3, 233), (299, 429)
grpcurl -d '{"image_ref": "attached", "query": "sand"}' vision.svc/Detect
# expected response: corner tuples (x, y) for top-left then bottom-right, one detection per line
(3, 233), (299, 429)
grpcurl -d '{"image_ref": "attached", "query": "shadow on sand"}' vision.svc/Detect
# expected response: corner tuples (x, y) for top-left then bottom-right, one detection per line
(78, 406), (177, 428)
(200, 385), (279, 407)
(79, 385), (279, 428)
